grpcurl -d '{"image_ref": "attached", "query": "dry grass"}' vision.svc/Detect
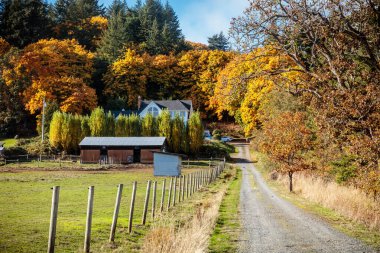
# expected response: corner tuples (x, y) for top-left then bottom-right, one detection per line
(141, 190), (225, 253)
(277, 173), (380, 231)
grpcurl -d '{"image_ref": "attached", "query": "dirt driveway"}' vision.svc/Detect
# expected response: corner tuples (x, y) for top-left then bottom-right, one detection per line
(235, 143), (374, 253)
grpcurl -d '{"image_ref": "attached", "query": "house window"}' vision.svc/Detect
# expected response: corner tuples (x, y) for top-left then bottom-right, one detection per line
(180, 111), (186, 119)
(148, 107), (159, 117)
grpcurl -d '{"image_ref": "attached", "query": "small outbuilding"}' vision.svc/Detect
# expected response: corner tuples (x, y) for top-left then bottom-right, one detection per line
(153, 152), (186, 177)
(79, 137), (166, 164)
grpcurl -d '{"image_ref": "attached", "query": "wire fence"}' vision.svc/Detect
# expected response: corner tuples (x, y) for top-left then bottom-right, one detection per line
(45, 161), (226, 253)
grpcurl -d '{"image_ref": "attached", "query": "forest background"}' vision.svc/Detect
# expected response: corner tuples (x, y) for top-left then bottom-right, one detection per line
(0, 0), (379, 199)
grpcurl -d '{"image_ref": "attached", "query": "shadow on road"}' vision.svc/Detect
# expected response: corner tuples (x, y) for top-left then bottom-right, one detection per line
(231, 157), (252, 164)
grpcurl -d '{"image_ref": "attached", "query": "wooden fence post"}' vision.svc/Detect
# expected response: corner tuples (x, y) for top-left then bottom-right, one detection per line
(109, 184), (123, 242)
(142, 180), (151, 225)
(167, 177), (173, 211)
(152, 181), (157, 220)
(182, 175), (186, 200)
(173, 177), (177, 206)
(160, 179), (166, 212)
(128, 182), (137, 233)
(84, 186), (94, 253)
(178, 175), (182, 203)
(47, 186), (60, 253)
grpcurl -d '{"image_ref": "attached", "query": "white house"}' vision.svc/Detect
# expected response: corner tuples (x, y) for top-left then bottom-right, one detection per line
(138, 98), (193, 123)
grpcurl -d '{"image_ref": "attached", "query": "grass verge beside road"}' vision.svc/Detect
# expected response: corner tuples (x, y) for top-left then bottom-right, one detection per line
(250, 149), (380, 250)
(209, 167), (241, 253)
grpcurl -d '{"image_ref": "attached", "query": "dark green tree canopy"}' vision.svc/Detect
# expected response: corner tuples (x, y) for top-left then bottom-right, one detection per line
(208, 32), (229, 51)
(0, 0), (52, 48)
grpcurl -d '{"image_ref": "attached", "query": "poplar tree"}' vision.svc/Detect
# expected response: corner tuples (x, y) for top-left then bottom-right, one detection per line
(188, 111), (204, 154)
(158, 109), (171, 140)
(170, 113), (183, 153)
(80, 115), (91, 139)
(89, 107), (106, 136)
(142, 113), (157, 136)
(128, 113), (141, 136)
(105, 110), (115, 136)
(115, 114), (127, 136)
(49, 111), (64, 149)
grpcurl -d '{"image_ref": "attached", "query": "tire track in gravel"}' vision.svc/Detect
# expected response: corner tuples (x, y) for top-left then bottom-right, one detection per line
(235, 143), (375, 253)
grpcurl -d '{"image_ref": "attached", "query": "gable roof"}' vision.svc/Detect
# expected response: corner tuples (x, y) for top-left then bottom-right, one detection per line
(139, 100), (192, 113)
(79, 137), (166, 147)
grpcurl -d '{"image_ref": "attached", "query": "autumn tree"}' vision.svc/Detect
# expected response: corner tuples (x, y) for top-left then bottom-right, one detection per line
(260, 112), (313, 192)
(178, 50), (234, 115)
(188, 111), (204, 154)
(89, 107), (106, 136)
(211, 47), (305, 135)
(2, 39), (97, 118)
(231, 0), (380, 195)
(103, 49), (148, 107)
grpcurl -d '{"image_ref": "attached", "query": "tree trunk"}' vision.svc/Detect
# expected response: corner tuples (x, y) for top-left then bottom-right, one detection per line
(288, 171), (293, 192)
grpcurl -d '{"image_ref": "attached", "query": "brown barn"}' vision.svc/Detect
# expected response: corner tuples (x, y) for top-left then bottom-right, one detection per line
(79, 137), (166, 164)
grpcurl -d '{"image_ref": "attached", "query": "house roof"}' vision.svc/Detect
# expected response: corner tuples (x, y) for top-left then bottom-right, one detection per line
(79, 137), (166, 147)
(140, 100), (192, 112)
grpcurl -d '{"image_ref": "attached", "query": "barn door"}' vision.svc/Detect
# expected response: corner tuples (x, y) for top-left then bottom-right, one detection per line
(133, 147), (141, 163)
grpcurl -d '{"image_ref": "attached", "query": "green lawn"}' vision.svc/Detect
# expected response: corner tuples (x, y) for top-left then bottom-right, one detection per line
(209, 167), (241, 253)
(0, 168), (202, 253)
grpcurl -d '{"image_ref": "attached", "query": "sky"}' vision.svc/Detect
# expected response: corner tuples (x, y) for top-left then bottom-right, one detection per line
(99, 0), (249, 44)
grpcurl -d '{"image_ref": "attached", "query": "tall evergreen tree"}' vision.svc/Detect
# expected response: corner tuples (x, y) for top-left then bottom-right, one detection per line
(208, 32), (229, 51)
(0, 0), (52, 48)
(97, 0), (129, 62)
(145, 18), (161, 54)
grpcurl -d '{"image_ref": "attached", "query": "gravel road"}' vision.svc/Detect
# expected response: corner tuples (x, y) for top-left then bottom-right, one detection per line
(235, 143), (375, 253)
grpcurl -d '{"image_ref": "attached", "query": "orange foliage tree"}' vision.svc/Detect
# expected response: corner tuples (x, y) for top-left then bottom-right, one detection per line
(260, 111), (313, 192)
(2, 38), (97, 115)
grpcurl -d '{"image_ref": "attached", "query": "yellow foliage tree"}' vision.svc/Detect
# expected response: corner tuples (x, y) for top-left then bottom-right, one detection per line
(104, 49), (149, 107)
(178, 50), (234, 115)
(211, 46), (307, 135)
(2, 39), (97, 116)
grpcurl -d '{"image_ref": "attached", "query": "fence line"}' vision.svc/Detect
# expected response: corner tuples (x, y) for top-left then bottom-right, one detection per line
(46, 160), (226, 252)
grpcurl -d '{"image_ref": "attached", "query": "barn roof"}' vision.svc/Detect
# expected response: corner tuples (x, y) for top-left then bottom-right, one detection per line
(79, 137), (166, 147)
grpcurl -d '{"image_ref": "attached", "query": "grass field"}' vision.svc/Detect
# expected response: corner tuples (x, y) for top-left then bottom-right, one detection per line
(0, 167), (205, 252)
(209, 167), (242, 253)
